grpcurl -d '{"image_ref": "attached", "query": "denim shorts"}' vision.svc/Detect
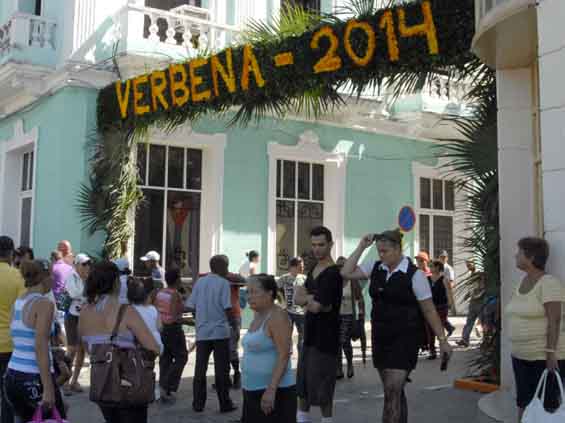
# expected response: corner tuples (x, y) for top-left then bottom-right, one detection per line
(511, 356), (565, 409)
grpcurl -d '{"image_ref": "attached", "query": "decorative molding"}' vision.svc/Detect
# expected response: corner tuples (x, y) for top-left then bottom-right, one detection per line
(267, 130), (347, 274)
(3, 119), (38, 152)
(267, 129), (346, 165)
(0, 119), (38, 247)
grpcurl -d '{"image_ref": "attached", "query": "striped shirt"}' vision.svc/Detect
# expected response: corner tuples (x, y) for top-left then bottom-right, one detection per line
(8, 293), (53, 374)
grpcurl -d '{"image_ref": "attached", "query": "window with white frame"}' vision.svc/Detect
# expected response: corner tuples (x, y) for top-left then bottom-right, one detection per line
(275, 159), (324, 275)
(417, 177), (455, 264)
(19, 151), (34, 247)
(134, 143), (202, 279)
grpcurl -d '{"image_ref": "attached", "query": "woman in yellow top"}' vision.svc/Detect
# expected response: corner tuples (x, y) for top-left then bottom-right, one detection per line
(506, 237), (565, 420)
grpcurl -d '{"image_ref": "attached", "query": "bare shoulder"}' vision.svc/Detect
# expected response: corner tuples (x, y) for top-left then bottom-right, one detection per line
(33, 297), (55, 314)
(269, 306), (291, 327)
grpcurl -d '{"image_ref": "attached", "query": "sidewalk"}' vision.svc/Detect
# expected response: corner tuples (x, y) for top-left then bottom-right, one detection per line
(65, 317), (491, 423)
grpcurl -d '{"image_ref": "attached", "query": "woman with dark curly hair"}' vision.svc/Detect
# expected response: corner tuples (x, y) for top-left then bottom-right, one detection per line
(79, 261), (160, 423)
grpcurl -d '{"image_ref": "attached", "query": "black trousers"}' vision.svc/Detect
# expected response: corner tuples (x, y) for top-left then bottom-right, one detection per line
(0, 353), (13, 423)
(99, 405), (148, 423)
(4, 369), (65, 422)
(159, 324), (189, 394)
(193, 339), (232, 411)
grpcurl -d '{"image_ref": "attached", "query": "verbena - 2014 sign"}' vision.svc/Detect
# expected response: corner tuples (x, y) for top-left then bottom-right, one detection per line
(97, 0), (474, 131)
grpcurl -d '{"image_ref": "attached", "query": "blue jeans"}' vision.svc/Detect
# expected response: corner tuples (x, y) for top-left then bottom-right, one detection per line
(461, 300), (483, 343)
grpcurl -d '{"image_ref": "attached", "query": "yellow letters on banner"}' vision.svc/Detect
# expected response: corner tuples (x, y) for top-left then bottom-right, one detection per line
(274, 52), (294, 67)
(150, 70), (169, 111)
(211, 48), (236, 97)
(133, 75), (150, 116)
(311, 26), (342, 74)
(168, 64), (190, 107)
(379, 11), (400, 62)
(190, 58), (212, 102)
(115, 80), (131, 119)
(397, 1), (439, 55)
(241, 45), (266, 91)
(344, 20), (376, 67)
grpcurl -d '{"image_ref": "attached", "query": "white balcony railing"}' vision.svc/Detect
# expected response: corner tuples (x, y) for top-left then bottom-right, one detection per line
(0, 13), (57, 61)
(115, 4), (241, 57)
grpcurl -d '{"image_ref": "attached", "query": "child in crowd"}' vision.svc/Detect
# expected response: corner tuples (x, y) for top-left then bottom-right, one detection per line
(51, 321), (72, 387)
(127, 277), (164, 353)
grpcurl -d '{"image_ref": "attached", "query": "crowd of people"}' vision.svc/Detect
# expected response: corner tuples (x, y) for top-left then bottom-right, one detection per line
(0, 229), (562, 423)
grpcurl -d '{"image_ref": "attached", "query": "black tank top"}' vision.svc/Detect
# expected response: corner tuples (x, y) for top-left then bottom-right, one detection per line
(428, 276), (448, 307)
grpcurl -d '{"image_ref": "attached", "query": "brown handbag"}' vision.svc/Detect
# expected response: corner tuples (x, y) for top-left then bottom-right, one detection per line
(89, 304), (156, 407)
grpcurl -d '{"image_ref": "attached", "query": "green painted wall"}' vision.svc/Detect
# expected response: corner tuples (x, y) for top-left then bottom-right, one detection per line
(18, 0), (36, 15)
(0, 87), (101, 259)
(192, 116), (436, 269)
(191, 115), (437, 325)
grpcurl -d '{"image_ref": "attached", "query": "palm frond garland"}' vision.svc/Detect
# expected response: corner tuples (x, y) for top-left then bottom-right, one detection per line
(96, 0), (475, 131)
(87, 0), (480, 267)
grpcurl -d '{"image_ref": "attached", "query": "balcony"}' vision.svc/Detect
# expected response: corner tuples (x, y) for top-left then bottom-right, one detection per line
(472, 0), (537, 69)
(71, 3), (241, 78)
(0, 13), (58, 68)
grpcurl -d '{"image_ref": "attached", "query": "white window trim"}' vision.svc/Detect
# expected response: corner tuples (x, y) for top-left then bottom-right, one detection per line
(0, 120), (38, 247)
(267, 130), (347, 274)
(412, 159), (456, 256)
(18, 151), (34, 246)
(132, 126), (226, 275)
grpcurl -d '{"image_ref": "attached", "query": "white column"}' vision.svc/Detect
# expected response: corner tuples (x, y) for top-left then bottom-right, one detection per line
(498, 67), (537, 388)
(479, 67), (537, 422)
(538, 0), (565, 282)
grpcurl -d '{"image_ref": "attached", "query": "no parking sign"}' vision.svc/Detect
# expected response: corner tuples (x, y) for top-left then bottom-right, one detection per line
(398, 206), (416, 232)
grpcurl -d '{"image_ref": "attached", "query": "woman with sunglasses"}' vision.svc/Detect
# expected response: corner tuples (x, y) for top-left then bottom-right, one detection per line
(63, 253), (91, 396)
(4, 259), (66, 421)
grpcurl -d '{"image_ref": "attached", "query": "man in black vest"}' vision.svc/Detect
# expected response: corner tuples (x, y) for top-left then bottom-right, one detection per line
(341, 229), (452, 423)
(294, 226), (343, 423)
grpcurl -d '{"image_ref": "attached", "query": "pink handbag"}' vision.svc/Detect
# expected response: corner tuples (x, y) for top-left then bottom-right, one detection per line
(27, 407), (68, 423)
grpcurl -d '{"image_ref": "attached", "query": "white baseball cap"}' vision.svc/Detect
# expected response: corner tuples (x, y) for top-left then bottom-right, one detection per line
(75, 253), (91, 265)
(140, 251), (160, 262)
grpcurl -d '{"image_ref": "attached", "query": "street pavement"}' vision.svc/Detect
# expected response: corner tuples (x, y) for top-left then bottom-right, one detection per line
(65, 317), (492, 423)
